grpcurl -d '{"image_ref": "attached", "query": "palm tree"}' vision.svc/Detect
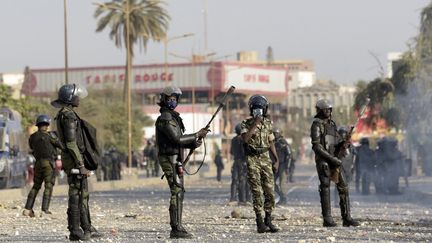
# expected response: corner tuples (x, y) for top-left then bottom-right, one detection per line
(94, 0), (170, 99)
(95, 0), (170, 169)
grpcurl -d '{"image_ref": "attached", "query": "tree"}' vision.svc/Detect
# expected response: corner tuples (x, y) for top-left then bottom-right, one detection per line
(94, 0), (170, 99)
(0, 84), (51, 130)
(77, 88), (153, 153)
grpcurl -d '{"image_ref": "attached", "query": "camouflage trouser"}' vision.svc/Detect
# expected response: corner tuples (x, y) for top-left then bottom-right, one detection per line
(159, 155), (184, 208)
(67, 174), (92, 231)
(246, 152), (275, 214)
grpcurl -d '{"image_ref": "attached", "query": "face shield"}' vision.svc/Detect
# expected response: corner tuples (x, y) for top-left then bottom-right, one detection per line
(73, 84), (88, 99)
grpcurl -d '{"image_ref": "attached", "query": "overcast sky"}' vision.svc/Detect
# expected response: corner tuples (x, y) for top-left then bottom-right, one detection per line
(1, 0), (427, 84)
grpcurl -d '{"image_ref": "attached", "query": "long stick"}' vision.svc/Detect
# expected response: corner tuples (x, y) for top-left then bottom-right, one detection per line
(183, 86), (236, 166)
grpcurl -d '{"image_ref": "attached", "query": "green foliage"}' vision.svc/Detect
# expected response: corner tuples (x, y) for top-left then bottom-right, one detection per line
(77, 89), (153, 153)
(0, 84), (50, 130)
(94, 0), (170, 55)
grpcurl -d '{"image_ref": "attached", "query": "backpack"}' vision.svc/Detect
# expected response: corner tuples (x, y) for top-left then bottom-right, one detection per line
(79, 118), (100, 170)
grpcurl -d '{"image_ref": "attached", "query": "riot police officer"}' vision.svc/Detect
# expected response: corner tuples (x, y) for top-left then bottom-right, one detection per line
(241, 95), (280, 233)
(23, 115), (63, 217)
(155, 86), (208, 239)
(51, 83), (102, 241)
(355, 137), (375, 195)
(230, 124), (248, 204)
(310, 99), (359, 227)
(271, 127), (292, 205)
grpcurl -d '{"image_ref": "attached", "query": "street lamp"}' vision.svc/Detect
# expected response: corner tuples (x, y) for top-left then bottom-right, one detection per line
(163, 33), (194, 81)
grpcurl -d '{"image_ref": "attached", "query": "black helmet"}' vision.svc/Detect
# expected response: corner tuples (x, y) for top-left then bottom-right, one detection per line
(248, 95), (269, 116)
(360, 137), (369, 145)
(316, 99), (332, 110)
(51, 83), (88, 107)
(272, 127), (281, 134)
(36, 114), (50, 126)
(235, 123), (242, 135)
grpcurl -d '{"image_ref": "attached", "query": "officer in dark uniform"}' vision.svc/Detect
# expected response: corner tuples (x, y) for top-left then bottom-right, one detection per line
(375, 137), (389, 194)
(155, 86), (208, 239)
(310, 99), (359, 227)
(108, 146), (120, 180)
(230, 124), (248, 204)
(270, 127), (292, 205)
(51, 83), (102, 241)
(214, 145), (224, 182)
(355, 137), (375, 195)
(23, 115), (64, 217)
(241, 95), (280, 233)
(288, 146), (297, 183)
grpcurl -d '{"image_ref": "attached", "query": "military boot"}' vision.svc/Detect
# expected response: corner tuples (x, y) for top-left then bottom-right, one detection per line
(169, 205), (193, 239)
(68, 208), (89, 241)
(41, 196), (52, 215)
(339, 191), (360, 227)
(320, 188), (336, 227)
(264, 212), (280, 233)
(256, 213), (270, 233)
(23, 189), (37, 217)
(81, 204), (103, 238)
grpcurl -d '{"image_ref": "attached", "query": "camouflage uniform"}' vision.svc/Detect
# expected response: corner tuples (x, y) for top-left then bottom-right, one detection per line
(241, 117), (275, 216)
(24, 128), (63, 214)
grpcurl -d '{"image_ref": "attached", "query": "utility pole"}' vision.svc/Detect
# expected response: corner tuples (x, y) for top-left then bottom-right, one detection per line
(64, 0), (69, 84)
(126, 0), (133, 172)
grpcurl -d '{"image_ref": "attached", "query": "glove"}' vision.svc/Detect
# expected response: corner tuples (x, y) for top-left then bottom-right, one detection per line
(197, 128), (209, 139)
(78, 164), (90, 176)
(194, 139), (203, 148)
(331, 157), (342, 167)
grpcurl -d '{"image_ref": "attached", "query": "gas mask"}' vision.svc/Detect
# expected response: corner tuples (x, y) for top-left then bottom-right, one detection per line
(252, 108), (263, 118)
(167, 100), (177, 110)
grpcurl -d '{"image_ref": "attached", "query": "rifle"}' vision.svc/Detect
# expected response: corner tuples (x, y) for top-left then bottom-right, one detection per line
(335, 98), (370, 159)
(183, 86), (236, 168)
(331, 98), (370, 183)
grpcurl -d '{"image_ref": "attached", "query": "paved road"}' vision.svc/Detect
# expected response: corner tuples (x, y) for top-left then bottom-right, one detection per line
(1, 163), (432, 242)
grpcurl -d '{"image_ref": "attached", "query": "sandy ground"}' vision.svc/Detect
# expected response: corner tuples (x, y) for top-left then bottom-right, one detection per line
(0, 163), (431, 242)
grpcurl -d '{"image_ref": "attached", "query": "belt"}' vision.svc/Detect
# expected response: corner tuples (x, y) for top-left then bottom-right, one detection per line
(246, 146), (269, 155)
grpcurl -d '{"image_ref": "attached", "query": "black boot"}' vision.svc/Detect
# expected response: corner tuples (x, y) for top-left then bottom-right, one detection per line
(68, 208), (89, 241)
(340, 191), (360, 227)
(169, 205), (193, 239)
(23, 189), (37, 217)
(41, 196), (52, 214)
(264, 212), (280, 233)
(256, 213), (270, 233)
(320, 188), (337, 227)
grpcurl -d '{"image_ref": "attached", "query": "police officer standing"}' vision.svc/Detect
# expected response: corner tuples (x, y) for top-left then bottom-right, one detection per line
(23, 115), (63, 217)
(214, 144), (224, 182)
(230, 124), (248, 204)
(51, 83), (102, 241)
(241, 95), (280, 233)
(155, 86), (208, 239)
(310, 99), (359, 227)
(355, 137), (375, 195)
(271, 127), (292, 205)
